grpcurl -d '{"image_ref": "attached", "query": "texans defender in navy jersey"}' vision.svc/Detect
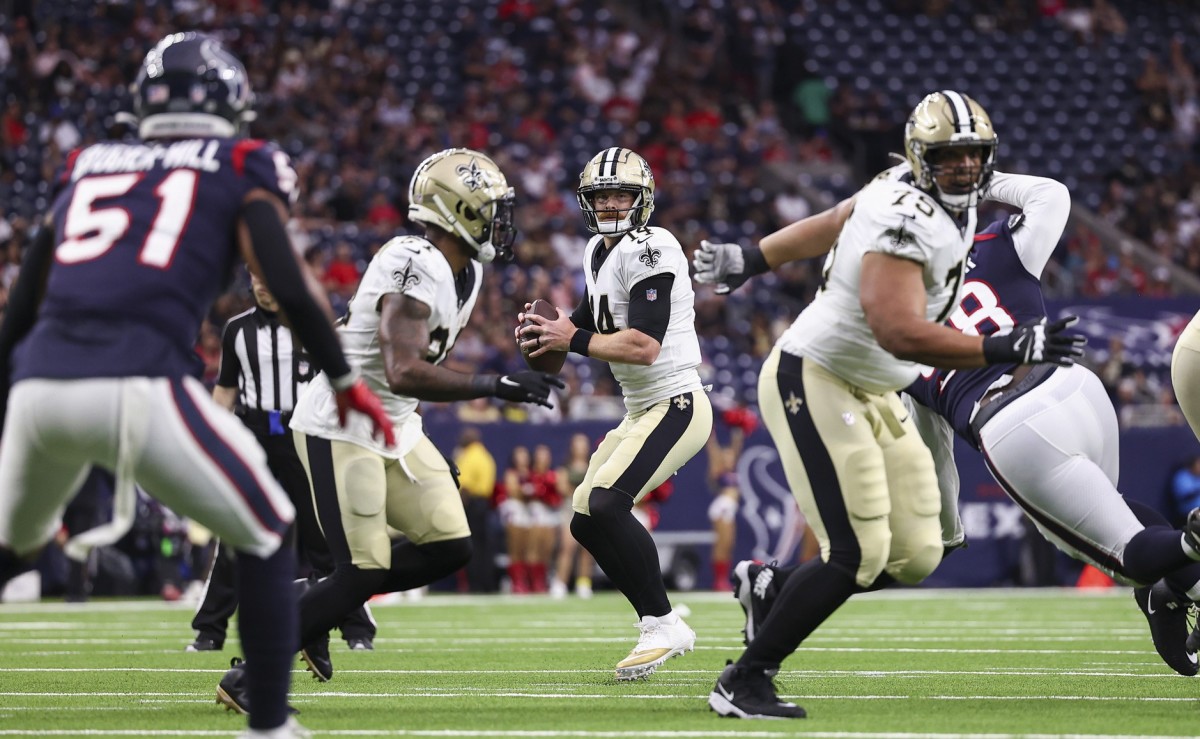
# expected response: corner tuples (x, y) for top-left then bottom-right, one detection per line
(726, 173), (1200, 680)
(0, 33), (393, 738)
(905, 172), (1200, 676)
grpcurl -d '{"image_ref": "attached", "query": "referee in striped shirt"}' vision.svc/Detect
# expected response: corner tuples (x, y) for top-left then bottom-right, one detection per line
(188, 272), (376, 652)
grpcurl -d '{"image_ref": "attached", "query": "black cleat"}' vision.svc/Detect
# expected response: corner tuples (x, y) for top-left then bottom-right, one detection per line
(300, 638), (333, 682)
(346, 637), (373, 651)
(0, 546), (33, 594)
(216, 658), (299, 716)
(1133, 580), (1198, 677)
(186, 637), (223, 653)
(731, 560), (780, 645)
(708, 660), (807, 719)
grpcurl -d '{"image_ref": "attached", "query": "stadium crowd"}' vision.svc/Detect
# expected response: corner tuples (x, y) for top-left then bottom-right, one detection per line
(0, 0), (1196, 418)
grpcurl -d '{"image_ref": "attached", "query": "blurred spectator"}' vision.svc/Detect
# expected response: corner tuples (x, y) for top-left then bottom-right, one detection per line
(455, 428), (499, 593)
(526, 444), (560, 594)
(1171, 456), (1200, 518)
(497, 446), (534, 594)
(365, 192), (404, 233)
(194, 321), (222, 388)
(706, 407), (755, 591)
(551, 433), (596, 599)
(322, 241), (362, 303)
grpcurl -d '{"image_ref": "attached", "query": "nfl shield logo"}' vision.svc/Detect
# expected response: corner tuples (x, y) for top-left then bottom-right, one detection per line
(645, 288), (658, 302)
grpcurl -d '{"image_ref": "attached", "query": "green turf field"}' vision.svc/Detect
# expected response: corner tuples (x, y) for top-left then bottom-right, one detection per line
(0, 587), (1195, 737)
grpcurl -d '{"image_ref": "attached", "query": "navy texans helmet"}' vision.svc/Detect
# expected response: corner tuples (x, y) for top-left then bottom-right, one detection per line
(124, 32), (255, 139)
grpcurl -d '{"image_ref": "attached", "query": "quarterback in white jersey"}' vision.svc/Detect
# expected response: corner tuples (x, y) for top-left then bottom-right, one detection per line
(694, 91), (1082, 719)
(579, 225), (704, 411)
(519, 147), (710, 681)
(283, 149), (562, 683)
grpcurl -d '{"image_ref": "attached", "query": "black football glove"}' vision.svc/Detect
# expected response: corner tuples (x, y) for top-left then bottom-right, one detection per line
(494, 371), (566, 408)
(982, 316), (1087, 366)
(692, 240), (770, 295)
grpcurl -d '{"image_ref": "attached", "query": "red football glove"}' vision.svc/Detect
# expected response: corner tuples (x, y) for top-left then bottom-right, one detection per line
(335, 379), (396, 447)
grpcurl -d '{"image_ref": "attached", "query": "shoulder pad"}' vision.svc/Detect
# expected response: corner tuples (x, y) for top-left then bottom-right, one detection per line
(233, 140), (298, 207)
(623, 226), (680, 251)
(872, 163), (912, 183)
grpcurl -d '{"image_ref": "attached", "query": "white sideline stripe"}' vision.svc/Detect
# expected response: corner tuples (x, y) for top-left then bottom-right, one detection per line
(0, 729), (1180, 734)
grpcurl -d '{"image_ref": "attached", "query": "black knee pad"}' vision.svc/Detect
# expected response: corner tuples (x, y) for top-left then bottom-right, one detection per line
(569, 510), (596, 545)
(419, 537), (473, 570)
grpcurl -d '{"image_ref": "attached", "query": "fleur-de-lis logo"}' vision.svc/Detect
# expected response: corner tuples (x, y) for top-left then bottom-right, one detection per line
(638, 243), (661, 268)
(455, 158), (493, 192)
(673, 394), (691, 411)
(884, 215), (917, 249)
(392, 259), (422, 292)
(785, 391), (804, 415)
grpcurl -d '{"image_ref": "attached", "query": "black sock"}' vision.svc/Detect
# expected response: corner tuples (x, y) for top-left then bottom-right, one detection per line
(571, 489), (671, 618)
(0, 546), (34, 593)
(378, 538), (472, 593)
(235, 546), (296, 730)
(738, 560), (858, 670)
(298, 565), (387, 647)
(1124, 526), (1195, 584)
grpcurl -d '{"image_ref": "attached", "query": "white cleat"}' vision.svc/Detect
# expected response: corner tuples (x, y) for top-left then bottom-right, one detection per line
(614, 611), (696, 681)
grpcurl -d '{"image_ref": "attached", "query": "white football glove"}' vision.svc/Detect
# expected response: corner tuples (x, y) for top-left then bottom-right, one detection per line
(693, 239), (758, 295)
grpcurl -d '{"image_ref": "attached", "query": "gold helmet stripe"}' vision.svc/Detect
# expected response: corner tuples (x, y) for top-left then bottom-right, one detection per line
(941, 89), (974, 134)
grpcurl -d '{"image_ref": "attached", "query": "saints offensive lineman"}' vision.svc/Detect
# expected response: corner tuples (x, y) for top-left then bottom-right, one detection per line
(728, 171), (1200, 679)
(693, 90), (1084, 718)
(519, 147), (712, 681)
(218, 149), (563, 704)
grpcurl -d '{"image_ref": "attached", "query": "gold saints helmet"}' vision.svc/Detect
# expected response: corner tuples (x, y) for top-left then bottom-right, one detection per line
(904, 90), (997, 210)
(408, 148), (516, 263)
(577, 147), (655, 235)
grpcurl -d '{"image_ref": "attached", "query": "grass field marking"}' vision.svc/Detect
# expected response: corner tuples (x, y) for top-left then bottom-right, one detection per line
(0, 587), (1133, 616)
(3, 687), (1195, 703)
(0, 731), (1185, 738)
(0, 729), (1180, 734)
(3, 665), (1175, 677)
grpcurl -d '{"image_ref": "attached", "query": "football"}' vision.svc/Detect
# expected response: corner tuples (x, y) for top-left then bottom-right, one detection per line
(521, 299), (567, 374)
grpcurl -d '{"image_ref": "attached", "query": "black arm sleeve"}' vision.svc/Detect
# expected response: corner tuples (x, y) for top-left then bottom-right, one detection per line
(215, 320), (241, 389)
(0, 222), (57, 364)
(569, 289), (596, 332)
(626, 273), (674, 344)
(241, 199), (352, 381)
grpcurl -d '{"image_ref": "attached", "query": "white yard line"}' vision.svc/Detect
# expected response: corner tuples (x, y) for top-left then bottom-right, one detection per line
(0, 731), (1189, 738)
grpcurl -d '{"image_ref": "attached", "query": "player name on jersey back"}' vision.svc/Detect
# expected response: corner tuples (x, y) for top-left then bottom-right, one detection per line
(14, 137), (294, 383)
(69, 140), (223, 178)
